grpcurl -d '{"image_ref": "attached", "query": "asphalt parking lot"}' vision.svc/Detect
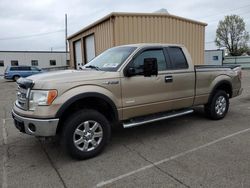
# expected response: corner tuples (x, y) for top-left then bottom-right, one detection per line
(0, 71), (250, 188)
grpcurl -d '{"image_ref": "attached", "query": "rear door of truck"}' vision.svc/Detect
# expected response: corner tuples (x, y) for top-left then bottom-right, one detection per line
(164, 46), (195, 109)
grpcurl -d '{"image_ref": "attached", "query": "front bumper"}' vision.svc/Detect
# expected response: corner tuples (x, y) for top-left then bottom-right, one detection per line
(4, 75), (12, 80)
(12, 110), (59, 137)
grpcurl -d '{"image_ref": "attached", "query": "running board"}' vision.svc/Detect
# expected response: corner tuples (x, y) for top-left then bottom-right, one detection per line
(123, 109), (194, 128)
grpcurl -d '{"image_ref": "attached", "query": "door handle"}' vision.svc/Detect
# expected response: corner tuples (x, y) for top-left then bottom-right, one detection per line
(165, 75), (173, 83)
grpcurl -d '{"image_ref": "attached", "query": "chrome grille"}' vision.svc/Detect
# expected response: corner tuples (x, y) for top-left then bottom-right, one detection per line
(16, 86), (29, 110)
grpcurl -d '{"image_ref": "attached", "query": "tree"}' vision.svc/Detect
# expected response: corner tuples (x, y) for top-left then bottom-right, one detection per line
(215, 15), (249, 56)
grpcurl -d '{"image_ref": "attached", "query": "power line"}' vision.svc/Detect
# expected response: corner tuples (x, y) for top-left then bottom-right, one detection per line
(0, 29), (64, 40)
(199, 4), (250, 20)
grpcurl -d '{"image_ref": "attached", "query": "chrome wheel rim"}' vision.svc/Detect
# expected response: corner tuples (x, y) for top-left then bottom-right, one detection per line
(73, 120), (103, 152)
(215, 96), (227, 116)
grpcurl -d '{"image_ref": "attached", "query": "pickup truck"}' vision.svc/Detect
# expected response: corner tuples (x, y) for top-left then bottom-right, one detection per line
(12, 44), (242, 159)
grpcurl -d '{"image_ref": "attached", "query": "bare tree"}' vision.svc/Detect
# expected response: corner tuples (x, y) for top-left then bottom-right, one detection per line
(215, 15), (249, 56)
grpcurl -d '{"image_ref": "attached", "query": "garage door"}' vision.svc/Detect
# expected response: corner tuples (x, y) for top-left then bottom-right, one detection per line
(74, 40), (83, 70)
(85, 35), (96, 63)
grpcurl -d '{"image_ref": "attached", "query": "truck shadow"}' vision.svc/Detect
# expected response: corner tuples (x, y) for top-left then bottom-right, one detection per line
(39, 107), (207, 162)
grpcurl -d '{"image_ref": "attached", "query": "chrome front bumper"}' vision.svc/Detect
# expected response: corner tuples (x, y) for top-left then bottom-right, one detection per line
(12, 110), (59, 137)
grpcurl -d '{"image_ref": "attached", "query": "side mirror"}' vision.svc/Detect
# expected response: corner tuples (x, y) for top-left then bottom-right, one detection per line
(125, 67), (136, 77)
(143, 58), (158, 77)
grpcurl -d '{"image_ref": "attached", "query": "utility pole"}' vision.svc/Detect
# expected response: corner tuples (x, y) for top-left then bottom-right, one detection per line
(65, 13), (68, 66)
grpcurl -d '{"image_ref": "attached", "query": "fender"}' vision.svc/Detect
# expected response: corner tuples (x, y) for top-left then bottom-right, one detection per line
(55, 92), (119, 121)
(208, 80), (232, 103)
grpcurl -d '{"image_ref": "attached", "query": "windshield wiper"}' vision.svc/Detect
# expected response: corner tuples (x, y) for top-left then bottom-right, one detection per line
(84, 65), (100, 71)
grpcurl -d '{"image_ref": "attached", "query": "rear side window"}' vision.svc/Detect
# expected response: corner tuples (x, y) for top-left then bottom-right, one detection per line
(10, 67), (19, 71)
(10, 66), (31, 71)
(167, 47), (188, 69)
(20, 67), (31, 71)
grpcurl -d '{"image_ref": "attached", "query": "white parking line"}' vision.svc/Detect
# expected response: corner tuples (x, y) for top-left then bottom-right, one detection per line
(2, 119), (8, 188)
(96, 127), (250, 187)
(3, 118), (12, 121)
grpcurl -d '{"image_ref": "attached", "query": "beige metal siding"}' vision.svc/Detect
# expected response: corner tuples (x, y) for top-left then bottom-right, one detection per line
(114, 15), (205, 65)
(68, 13), (206, 68)
(68, 19), (113, 67)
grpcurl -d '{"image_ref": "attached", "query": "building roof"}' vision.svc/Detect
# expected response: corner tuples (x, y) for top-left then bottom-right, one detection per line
(67, 12), (207, 40)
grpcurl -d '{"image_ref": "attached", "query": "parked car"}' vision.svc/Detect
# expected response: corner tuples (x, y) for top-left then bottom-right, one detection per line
(4, 66), (42, 81)
(12, 44), (242, 159)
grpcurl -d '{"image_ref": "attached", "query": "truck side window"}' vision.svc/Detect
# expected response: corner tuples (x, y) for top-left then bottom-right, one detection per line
(132, 49), (167, 74)
(168, 47), (188, 69)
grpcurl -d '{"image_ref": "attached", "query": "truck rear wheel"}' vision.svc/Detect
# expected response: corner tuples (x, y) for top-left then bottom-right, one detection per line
(61, 109), (111, 159)
(204, 90), (229, 120)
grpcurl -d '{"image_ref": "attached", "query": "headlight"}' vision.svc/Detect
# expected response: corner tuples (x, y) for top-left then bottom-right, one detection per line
(29, 90), (57, 111)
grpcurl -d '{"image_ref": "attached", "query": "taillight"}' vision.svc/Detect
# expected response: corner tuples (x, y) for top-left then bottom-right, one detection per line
(234, 67), (242, 80)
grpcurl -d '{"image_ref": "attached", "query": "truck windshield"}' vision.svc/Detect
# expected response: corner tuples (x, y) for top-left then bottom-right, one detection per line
(83, 46), (137, 71)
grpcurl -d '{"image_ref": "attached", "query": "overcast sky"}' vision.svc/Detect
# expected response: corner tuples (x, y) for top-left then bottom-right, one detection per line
(0, 0), (249, 51)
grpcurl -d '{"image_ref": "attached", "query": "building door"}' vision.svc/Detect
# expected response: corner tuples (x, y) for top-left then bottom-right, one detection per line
(74, 40), (83, 69)
(85, 34), (95, 63)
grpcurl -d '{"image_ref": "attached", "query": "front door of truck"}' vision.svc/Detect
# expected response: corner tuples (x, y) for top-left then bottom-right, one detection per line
(121, 48), (173, 120)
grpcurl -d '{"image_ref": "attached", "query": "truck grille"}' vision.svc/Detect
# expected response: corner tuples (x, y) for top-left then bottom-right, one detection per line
(16, 86), (29, 110)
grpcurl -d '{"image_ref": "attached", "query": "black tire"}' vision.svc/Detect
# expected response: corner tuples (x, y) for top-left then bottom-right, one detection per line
(204, 90), (229, 120)
(61, 109), (111, 160)
(13, 75), (20, 82)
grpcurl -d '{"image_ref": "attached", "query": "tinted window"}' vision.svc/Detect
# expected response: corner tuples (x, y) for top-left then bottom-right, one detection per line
(168, 47), (188, 69)
(10, 66), (31, 71)
(10, 67), (18, 71)
(20, 66), (31, 71)
(131, 49), (167, 74)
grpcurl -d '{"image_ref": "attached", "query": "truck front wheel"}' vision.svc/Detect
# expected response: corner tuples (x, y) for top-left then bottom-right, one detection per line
(204, 90), (229, 120)
(61, 109), (111, 159)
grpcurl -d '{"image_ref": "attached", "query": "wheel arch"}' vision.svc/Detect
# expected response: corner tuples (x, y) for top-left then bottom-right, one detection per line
(12, 74), (20, 79)
(55, 92), (119, 134)
(208, 80), (233, 104)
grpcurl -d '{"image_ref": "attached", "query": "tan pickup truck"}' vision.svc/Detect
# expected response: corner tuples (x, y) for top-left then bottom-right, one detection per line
(12, 44), (242, 159)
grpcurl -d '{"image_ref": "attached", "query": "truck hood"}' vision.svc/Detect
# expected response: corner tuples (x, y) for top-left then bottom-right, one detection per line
(27, 69), (120, 88)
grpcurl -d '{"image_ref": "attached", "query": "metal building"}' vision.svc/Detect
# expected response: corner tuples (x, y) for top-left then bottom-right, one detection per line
(68, 12), (207, 69)
(0, 51), (69, 75)
(204, 50), (224, 65)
